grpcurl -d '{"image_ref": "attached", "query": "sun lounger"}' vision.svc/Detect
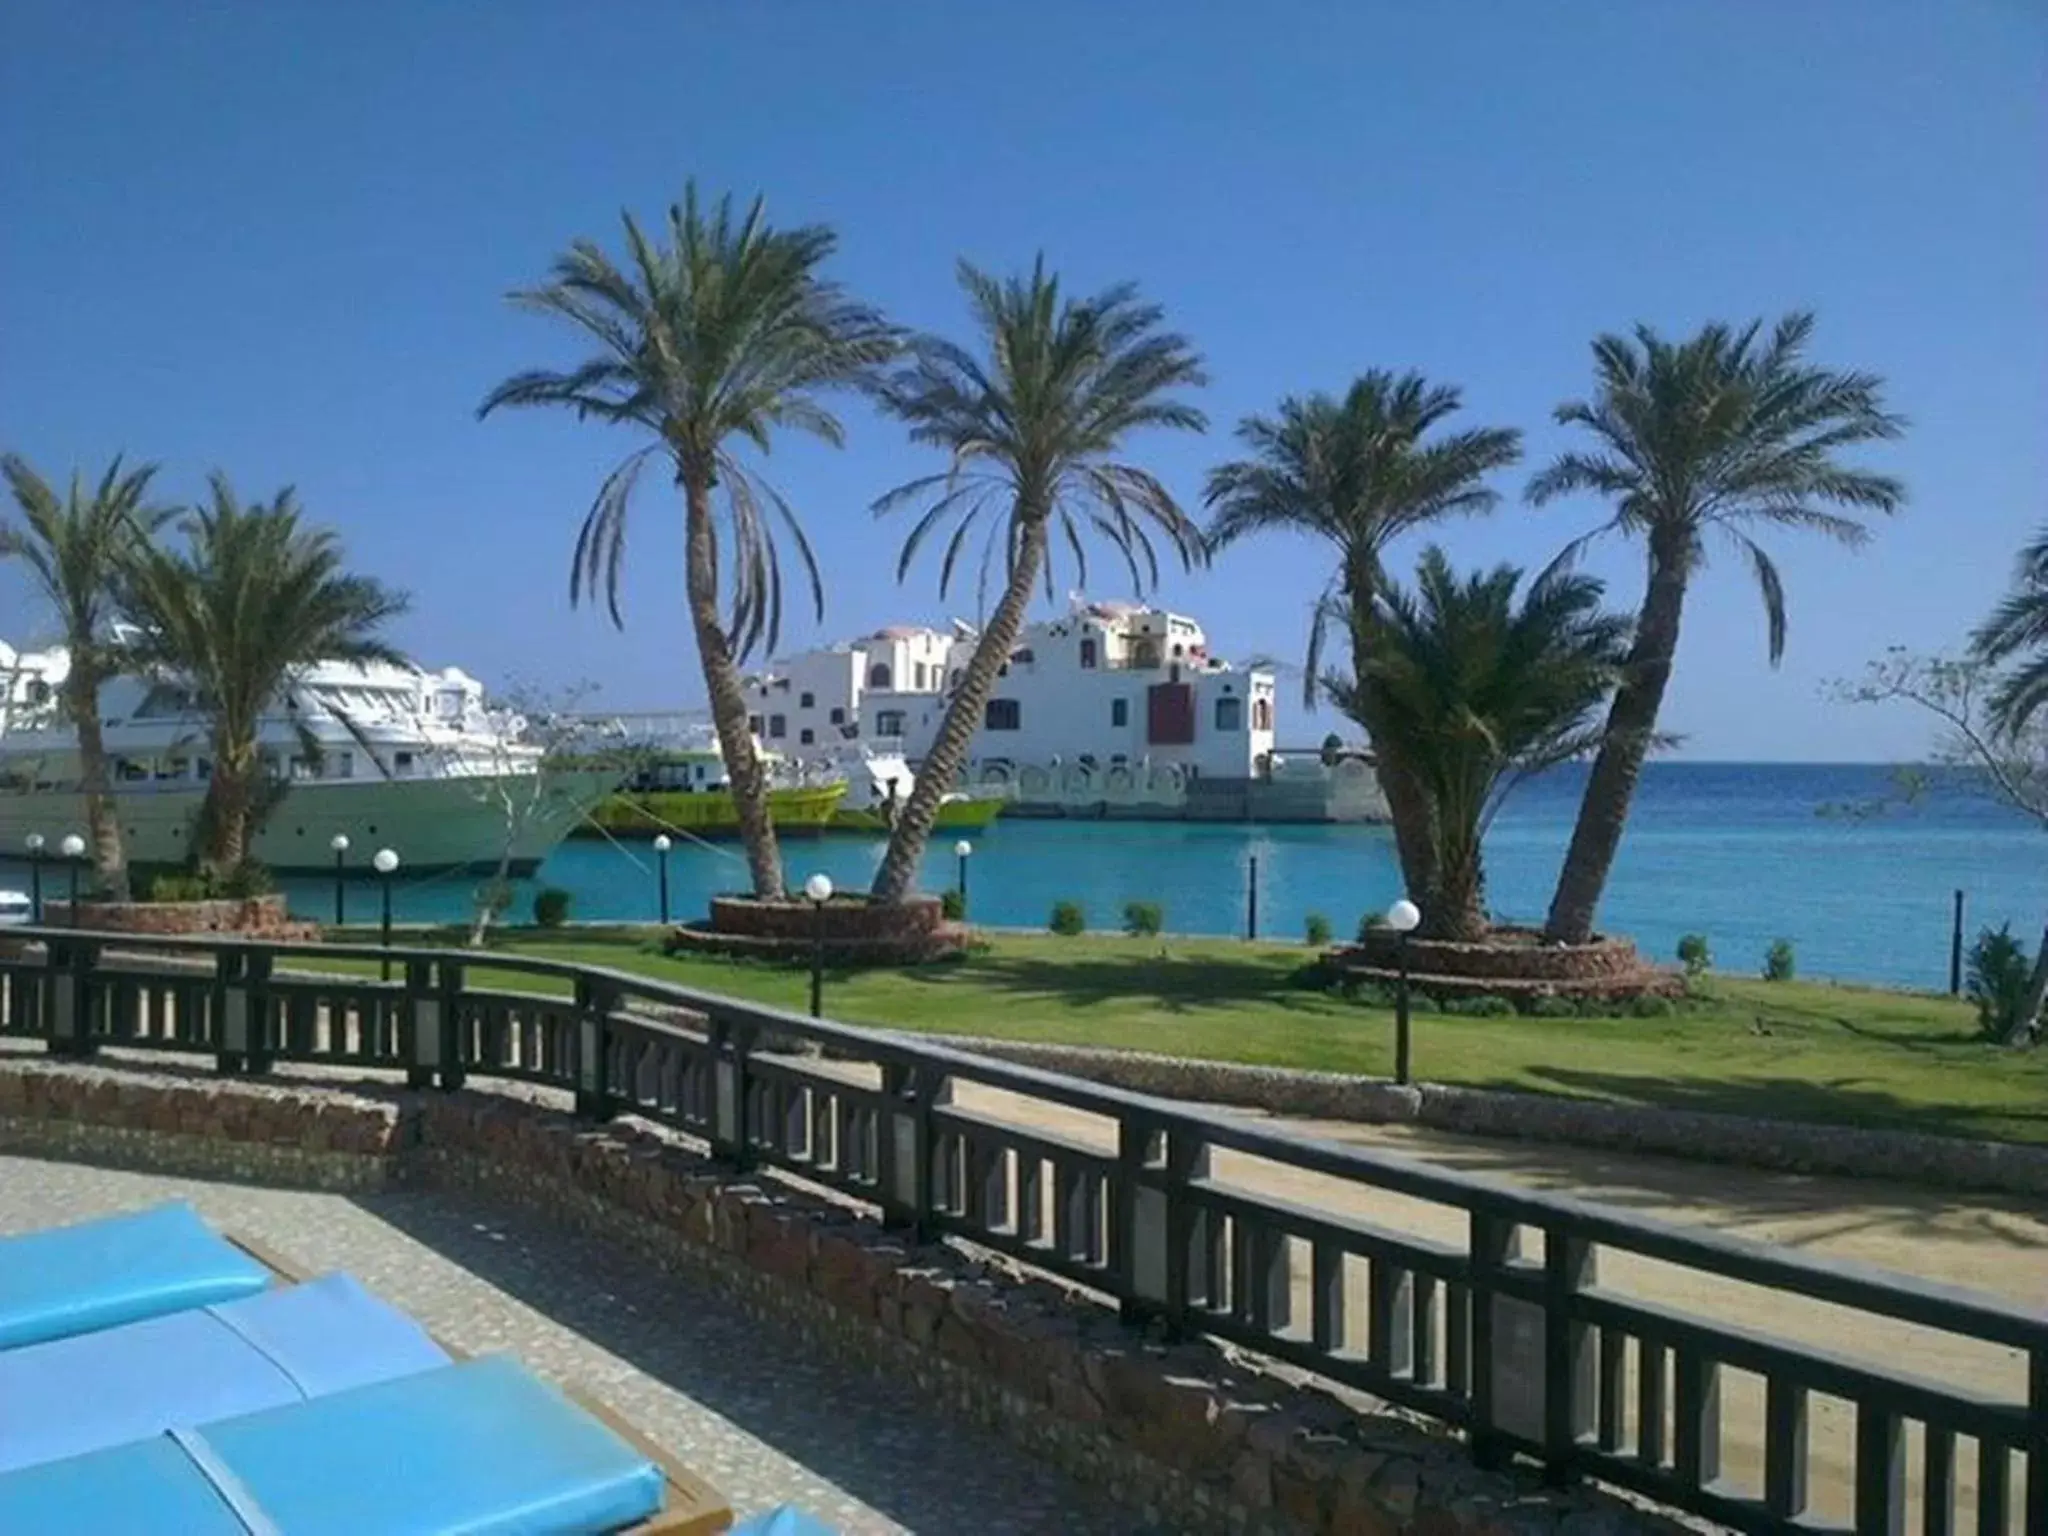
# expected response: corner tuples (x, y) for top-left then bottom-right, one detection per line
(0, 1352), (730, 1534)
(0, 1201), (270, 1350)
(731, 1507), (839, 1535)
(0, 1271), (450, 1474)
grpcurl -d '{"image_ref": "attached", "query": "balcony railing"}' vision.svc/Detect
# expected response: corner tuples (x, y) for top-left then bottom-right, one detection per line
(0, 926), (2039, 1535)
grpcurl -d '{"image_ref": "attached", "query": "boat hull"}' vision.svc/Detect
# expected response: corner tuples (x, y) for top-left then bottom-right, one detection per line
(0, 770), (618, 876)
(582, 782), (847, 838)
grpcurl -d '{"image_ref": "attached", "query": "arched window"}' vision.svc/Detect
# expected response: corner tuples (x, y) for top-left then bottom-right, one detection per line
(868, 663), (892, 689)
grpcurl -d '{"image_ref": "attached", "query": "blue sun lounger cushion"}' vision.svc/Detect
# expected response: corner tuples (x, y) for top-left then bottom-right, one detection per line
(732, 1506), (840, 1535)
(0, 1201), (269, 1350)
(0, 1271), (450, 1474)
(0, 1353), (668, 1535)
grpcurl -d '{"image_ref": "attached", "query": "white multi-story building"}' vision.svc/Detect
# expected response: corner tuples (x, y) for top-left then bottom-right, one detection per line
(743, 599), (1384, 822)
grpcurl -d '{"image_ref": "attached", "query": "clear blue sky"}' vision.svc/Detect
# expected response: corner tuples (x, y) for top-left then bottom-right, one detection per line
(3, 2), (2042, 760)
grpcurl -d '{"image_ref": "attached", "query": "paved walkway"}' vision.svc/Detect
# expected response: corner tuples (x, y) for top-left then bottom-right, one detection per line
(0, 1156), (1132, 1536)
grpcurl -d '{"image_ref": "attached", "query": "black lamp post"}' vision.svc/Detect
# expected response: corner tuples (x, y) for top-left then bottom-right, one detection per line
(1386, 898), (1421, 1085)
(953, 839), (972, 917)
(23, 834), (44, 925)
(653, 834), (673, 925)
(60, 834), (85, 927)
(330, 833), (350, 927)
(373, 848), (399, 980)
(804, 871), (833, 1018)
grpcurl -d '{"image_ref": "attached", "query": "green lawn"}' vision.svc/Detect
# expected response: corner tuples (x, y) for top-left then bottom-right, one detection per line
(360, 929), (2048, 1148)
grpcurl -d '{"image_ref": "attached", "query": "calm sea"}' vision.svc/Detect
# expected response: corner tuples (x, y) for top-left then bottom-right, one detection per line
(1, 764), (2037, 990)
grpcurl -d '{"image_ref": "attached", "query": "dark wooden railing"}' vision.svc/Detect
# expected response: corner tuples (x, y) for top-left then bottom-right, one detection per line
(0, 927), (2040, 1535)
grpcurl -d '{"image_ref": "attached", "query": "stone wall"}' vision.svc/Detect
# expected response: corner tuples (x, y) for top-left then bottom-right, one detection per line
(44, 894), (316, 940)
(0, 1053), (1680, 1536)
(674, 893), (967, 964)
(914, 1035), (2048, 1199)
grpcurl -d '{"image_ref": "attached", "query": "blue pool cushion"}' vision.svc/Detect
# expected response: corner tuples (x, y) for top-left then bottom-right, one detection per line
(733, 1506), (840, 1535)
(0, 1271), (450, 1473)
(0, 1354), (667, 1535)
(0, 1201), (269, 1350)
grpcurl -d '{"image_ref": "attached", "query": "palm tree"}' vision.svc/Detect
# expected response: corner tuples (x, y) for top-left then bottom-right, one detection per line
(0, 454), (171, 901)
(1204, 374), (1522, 912)
(122, 476), (408, 874)
(1973, 524), (2048, 735)
(1329, 549), (1629, 940)
(479, 186), (898, 900)
(1529, 313), (1904, 944)
(868, 258), (1207, 904)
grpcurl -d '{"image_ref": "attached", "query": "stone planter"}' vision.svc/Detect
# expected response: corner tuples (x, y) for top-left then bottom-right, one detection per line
(1330, 924), (1682, 1005)
(43, 893), (317, 940)
(669, 892), (967, 965)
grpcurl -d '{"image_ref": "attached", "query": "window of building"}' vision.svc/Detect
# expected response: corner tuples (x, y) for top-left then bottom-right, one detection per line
(914, 661), (927, 689)
(748, 714), (763, 734)
(800, 691), (814, 709)
(393, 751), (415, 777)
(1111, 698), (1128, 728)
(1080, 638), (1098, 669)
(799, 728), (814, 745)
(829, 707), (845, 725)
(1252, 698), (1272, 731)
(1215, 696), (1243, 732)
(875, 709), (905, 738)
(768, 714), (787, 738)
(985, 698), (1021, 731)
(335, 750), (354, 779)
(869, 663), (892, 689)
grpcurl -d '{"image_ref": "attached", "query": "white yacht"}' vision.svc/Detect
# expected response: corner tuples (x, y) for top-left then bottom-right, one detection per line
(0, 642), (617, 875)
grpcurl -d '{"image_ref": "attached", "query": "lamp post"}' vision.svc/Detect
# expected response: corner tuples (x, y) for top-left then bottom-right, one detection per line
(59, 834), (86, 927)
(953, 840), (972, 917)
(330, 834), (351, 927)
(804, 871), (833, 1018)
(1385, 898), (1421, 1085)
(373, 848), (399, 980)
(23, 834), (44, 925)
(653, 835), (673, 925)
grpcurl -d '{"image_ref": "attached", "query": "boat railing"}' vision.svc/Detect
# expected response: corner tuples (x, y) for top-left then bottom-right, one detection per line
(0, 924), (2039, 1535)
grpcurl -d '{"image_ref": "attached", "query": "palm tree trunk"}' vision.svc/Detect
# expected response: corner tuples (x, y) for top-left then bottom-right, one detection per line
(1344, 595), (1439, 912)
(67, 671), (130, 902)
(1544, 540), (1690, 944)
(872, 518), (1049, 904)
(1430, 848), (1488, 942)
(683, 473), (785, 901)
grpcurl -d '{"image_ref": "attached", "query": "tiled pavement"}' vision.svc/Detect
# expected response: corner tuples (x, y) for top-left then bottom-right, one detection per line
(0, 1154), (1138, 1535)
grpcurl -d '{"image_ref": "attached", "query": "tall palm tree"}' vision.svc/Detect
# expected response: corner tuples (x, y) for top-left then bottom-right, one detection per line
(122, 476), (407, 874)
(1204, 374), (1522, 912)
(1330, 549), (1629, 940)
(479, 186), (898, 900)
(1529, 312), (1904, 944)
(869, 258), (1207, 904)
(0, 454), (171, 901)
(1973, 524), (2048, 736)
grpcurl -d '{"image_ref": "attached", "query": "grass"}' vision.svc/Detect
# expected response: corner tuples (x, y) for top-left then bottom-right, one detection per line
(327, 928), (2048, 1149)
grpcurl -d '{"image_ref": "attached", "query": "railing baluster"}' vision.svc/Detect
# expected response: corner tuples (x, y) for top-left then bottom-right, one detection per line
(1311, 1241), (1345, 1354)
(1637, 1337), (1667, 1469)
(1764, 1377), (1810, 1520)
(1977, 1439), (2008, 1536)
(1412, 1272), (1438, 1388)
(1446, 1282), (1470, 1399)
(1673, 1346), (1722, 1490)
(1919, 1426), (1952, 1536)
(1369, 1256), (1413, 1378)
(1597, 1328), (1627, 1452)
(1854, 1404), (1904, 1536)
(1543, 1231), (1596, 1483)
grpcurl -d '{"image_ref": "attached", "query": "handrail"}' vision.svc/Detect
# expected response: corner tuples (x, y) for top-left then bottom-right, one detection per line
(0, 925), (2040, 1534)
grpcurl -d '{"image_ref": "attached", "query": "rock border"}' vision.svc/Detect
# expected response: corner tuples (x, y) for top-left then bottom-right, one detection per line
(0, 1054), (1682, 1536)
(909, 1035), (2048, 1200)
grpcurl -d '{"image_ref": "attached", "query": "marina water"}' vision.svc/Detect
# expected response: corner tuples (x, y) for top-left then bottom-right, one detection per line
(2, 763), (2036, 992)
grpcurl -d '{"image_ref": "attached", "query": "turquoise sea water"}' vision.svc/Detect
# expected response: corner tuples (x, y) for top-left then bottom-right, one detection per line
(1, 764), (2037, 991)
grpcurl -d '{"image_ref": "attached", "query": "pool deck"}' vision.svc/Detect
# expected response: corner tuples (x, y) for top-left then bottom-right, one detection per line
(0, 1155), (1133, 1536)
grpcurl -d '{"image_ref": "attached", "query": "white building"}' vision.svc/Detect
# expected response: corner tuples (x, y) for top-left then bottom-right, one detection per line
(738, 599), (1386, 821)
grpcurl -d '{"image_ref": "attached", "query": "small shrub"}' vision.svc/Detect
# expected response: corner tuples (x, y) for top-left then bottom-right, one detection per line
(1676, 933), (1712, 977)
(146, 871), (210, 903)
(1303, 912), (1333, 946)
(1349, 979), (1397, 1008)
(145, 863), (273, 902)
(1629, 994), (1677, 1019)
(1575, 994), (1618, 1018)
(939, 887), (966, 922)
(532, 887), (573, 928)
(1049, 900), (1086, 937)
(1762, 938), (1796, 983)
(1122, 900), (1164, 938)
(1967, 924), (2034, 1041)
(1442, 994), (1515, 1017)
(1529, 994), (1580, 1019)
